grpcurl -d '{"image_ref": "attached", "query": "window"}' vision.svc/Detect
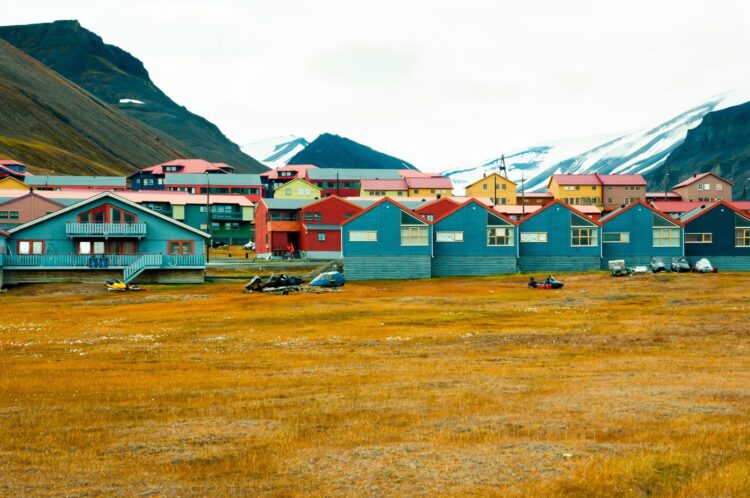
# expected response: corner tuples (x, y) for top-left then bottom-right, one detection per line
(436, 231), (464, 242)
(285, 188), (292, 196)
(736, 228), (750, 247)
(144, 178), (154, 186)
(425, 214), (434, 221)
(349, 231), (377, 242)
(521, 232), (548, 243)
(607, 198), (613, 204)
(344, 213), (352, 219)
(603, 232), (630, 243)
(482, 184), (488, 190)
(313, 212), (322, 221)
(77, 241), (105, 254)
(697, 183), (711, 191)
(0, 211), (7, 219)
(224, 222), (232, 230)
(413, 189), (418, 194)
(18, 240), (44, 255)
(501, 183), (507, 190)
(716, 184), (723, 191)
(488, 227), (514, 246)
(9, 211), (19, 220)
(401, 226), (429, 246)
(685, 233), (712, 244)
(317, 232), (326, 242)
(571, 227), (598, 246)
(304, 212), (313, 221)
(78, 204), (136, 224)
(168, 240), (194, 255)
(653, 228), (680, 247)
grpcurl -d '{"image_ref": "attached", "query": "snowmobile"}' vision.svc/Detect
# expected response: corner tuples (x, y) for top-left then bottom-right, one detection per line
(244, 273), (305, 292)
(671, 256), (691, 273)
(649, 256), (667, 273)
(693, 258), (718, 273)
(105, 279), (146, 292)
(528, 276), (564, 289)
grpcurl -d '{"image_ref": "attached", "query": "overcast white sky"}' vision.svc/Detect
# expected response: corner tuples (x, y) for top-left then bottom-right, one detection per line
(4, 0), (750, 169)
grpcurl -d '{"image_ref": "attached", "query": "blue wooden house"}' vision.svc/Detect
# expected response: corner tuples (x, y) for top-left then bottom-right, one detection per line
(680, 201), (750, 270)
(517, 200), (601, 272)
(342, 198), (433, 280)
(0, 192), (209, 285)
(431, 199), (518, 276)
(600, 201), (683, 267)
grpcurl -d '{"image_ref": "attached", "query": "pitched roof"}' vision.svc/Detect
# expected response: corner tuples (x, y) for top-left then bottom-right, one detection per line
(596, 173), (647, 186)
(360, 179), (408, 190)
(493, 205), (542, 215)
(464, 173), (517, 190)
(260, 198), (310, 210)
(342, 197), (434, 227)
(517, 192), (553, 198)
(25, 176), (127, 187)
(260, 164), (318, 180)
(0, 189), (254, 207)
(0, 191), (64, 210)
(272, 177), (320, 191)
(435, 198), (517, 225)
(549, 174), (600, 186)
(6, 192), (210, 238)
(679, 200), (750, 225)
(600, 200), (682, 226)
(306, 168), (402, 181)
(646, 192), (681, 199)
(163, 173), (262, 186)
(404, 177), (453, 189)
(299, 195), (364, 211)
(414, 197), (460, 212)
(517, 199), (602, 226)
(673, 172), (734, 189)
(135, 159), (235, 176)
(650, 201), (714, 214)
(0, 164), (29, 177)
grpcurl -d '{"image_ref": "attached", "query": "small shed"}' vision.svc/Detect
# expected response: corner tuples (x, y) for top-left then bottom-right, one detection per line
(342, 198), (432, 280)
(600, 201), (683, 267)
(518, 200), (601, 272)
(432, 199), (518, 276)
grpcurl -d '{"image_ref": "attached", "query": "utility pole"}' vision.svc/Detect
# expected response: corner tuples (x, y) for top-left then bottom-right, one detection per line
(664, 172), (669, 201)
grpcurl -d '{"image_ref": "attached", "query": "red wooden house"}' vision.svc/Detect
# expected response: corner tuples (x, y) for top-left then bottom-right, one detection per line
(298, 196), (364, 259)
(253, 198), (309, 258)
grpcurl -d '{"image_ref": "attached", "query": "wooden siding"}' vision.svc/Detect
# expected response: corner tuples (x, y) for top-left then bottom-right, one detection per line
(432, 256), (517, 276)
(343, 200), (432, 258)
(684, 205), (750, 257)
(601, 204), (683, 262)
(433, 201), (516, 258)
(345, 255), (431, 280)
(519, 203), (600, 258)
(519, 256), (601, 273)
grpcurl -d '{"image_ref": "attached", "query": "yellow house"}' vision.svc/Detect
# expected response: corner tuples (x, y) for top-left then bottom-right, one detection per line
(464, 173), (516, 205)
(0, 176), (30, 190)
(405, 177), (454, 198)
(548, 174), (602, 206)
(273, 178), (322, 200)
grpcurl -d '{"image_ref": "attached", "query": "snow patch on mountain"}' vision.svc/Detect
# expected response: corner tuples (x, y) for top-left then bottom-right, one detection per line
(444, 88), (750, 193)
(242, 135), (309, 168)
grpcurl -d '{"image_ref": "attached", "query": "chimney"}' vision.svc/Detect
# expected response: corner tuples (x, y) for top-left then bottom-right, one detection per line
(693, 173), (697, 178)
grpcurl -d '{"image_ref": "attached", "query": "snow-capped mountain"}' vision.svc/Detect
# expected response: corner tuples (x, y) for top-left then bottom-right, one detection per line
(241, 135), (309, 168)
(444, 88), (750, 192)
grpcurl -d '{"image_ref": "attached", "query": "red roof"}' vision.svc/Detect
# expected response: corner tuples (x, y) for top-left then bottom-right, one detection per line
(650, 201), (714, 213)
(517, 199), (602, 225)
(596, 173), (647, 186)
(404, 177), (453, 189)
(138, 159), (235, 175)
(550, 174), (600, 186)
(398, 169), (436, 178)
(342, 197), (433, 227)
(518, 192), (554, 198)
(0, 159), (25, 166)
(680, 200), (750, 224)
(435, 198), (518, 225)
(360, 179), (408, 190)
(260, 164), (318, 180)
(600, 200), (684, 227)
(730, 201), (750, 211)
(493, 205), (542, 215)
(673, 172), (733, 189)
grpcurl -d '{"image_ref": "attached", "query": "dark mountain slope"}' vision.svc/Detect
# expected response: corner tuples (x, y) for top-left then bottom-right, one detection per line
(649, 101), (750, 199)
(0, 39), (189, 175)
(0, 20), (266, 173)
(288, 133), (418, 170)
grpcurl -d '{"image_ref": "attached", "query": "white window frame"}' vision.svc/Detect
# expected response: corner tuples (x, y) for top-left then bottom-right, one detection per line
(487, 227), (514, 246)
(716, 184), (723, 191)
(520, 232), (548, 243)
(603, 232), (630, 243)
(349, 231), (377, 242)
(685, 233), (713, 244)
(571, 227), (598, 247)
(653, 228), (680, 247)
(436, 231), (464, 243)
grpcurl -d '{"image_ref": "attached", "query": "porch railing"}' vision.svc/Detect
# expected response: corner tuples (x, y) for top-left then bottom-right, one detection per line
(1, 252), (204, 269)
(65, 223), (147, 237)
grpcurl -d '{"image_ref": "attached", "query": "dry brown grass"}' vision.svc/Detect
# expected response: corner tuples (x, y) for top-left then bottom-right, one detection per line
(1, 272), (749, 496)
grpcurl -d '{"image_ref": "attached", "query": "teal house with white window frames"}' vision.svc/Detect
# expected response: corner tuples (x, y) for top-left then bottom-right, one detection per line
(0, 191), (209, 285)
(680, 201), (750, 270)
(431, 199), (518, 276)
(341, 198), (433, 280)
(600, 200), (683, 267)
(517, 200), (602, 272)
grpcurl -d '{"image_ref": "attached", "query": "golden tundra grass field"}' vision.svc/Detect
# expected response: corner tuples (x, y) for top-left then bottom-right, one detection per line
(1, 273), (750, 497)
